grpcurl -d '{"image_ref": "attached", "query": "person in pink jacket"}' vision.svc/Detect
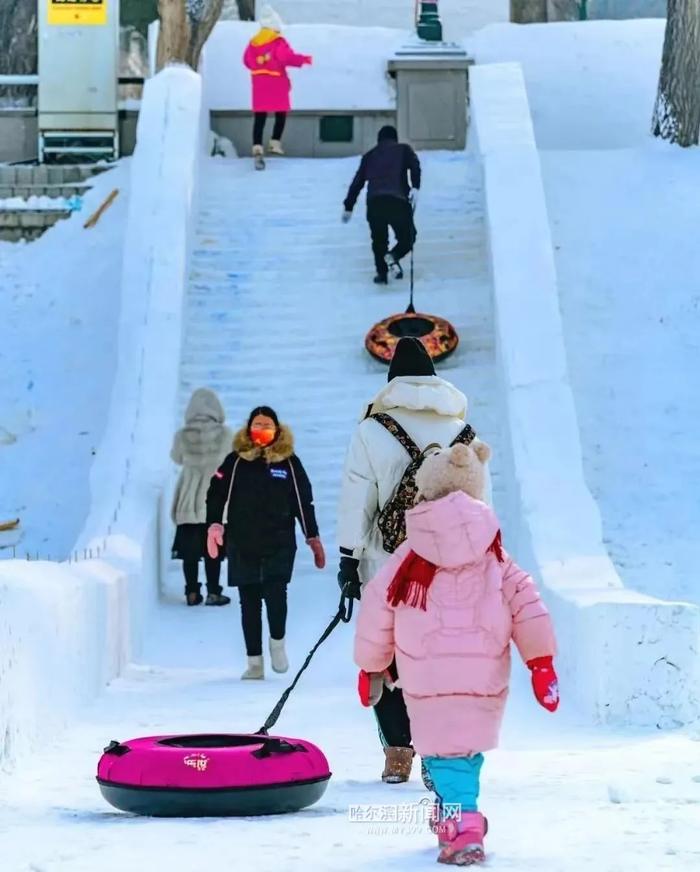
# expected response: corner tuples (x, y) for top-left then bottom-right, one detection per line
(354, 441), (558, 866)
(242, 6), (312, 164)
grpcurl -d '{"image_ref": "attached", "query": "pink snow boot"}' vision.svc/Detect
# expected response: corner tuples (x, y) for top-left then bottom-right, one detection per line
(436, 811), (487, 865)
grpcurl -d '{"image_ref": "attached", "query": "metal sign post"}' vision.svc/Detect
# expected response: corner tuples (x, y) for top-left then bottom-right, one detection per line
(38, 0), (120, 162)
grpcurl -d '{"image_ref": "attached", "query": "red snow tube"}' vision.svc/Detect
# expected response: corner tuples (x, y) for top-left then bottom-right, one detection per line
(365, 311), (459, 364)
(97, 733), (331, 817)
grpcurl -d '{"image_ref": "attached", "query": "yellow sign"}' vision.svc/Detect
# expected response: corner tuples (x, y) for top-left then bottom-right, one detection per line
(48, 0), (107, 27)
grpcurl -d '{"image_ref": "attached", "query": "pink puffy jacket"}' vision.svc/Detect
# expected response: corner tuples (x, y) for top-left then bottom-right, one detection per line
(242, 30), (310, 114)
(354, 491), (557, 757)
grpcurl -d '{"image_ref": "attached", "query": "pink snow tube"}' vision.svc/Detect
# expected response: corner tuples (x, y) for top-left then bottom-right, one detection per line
(97, 733), (331, 817)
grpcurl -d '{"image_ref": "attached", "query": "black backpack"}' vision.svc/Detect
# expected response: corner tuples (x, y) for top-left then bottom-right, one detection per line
(371, 413), (476, 554)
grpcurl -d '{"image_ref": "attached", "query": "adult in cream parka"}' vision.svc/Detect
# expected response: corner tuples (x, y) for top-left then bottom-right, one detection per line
(337, 338), (491, 588)
(336, 337), (491, 783)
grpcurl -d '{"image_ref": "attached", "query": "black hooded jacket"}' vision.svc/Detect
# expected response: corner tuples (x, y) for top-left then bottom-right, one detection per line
(344, 140), (421, 212)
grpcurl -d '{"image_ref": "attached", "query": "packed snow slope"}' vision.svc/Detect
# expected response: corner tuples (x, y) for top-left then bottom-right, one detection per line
(472, 20), (700, 606)
(2, 153), (699, 872)
(0, 166), (128, 559)
(542, 145), (700, 605)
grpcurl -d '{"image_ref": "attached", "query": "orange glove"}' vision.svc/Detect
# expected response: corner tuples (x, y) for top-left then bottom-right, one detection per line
(207, 523), (224, 559)
(307, 536), (326, 569)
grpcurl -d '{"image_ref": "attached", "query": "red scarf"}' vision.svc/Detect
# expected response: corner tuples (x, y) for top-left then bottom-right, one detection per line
(386, 531), (505, 611)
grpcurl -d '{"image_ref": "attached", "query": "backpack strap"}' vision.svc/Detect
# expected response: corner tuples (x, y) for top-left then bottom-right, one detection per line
(450, 423), (477, 448)
(370, 413), (421, 462)
(287, 457), (309, 540)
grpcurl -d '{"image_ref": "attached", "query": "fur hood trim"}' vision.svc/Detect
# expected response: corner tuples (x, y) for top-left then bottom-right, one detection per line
(233, 423), (295, 463)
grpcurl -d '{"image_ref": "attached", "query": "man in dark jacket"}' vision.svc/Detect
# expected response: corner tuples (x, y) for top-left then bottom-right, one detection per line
(342, 125), (421, 285)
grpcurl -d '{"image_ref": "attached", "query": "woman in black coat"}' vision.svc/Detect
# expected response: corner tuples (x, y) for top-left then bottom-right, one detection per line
(206, 406), (326, 679)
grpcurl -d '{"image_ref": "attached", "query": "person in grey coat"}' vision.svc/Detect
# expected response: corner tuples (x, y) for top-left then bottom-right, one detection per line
(171, 388), (234, 606)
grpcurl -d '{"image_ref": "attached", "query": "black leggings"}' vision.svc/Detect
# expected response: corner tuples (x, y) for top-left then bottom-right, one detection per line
(239, 582), (288, 656)
(373, 657), (412, 748)
(253, 111), (287, 146)
(183, 556), (223, 596)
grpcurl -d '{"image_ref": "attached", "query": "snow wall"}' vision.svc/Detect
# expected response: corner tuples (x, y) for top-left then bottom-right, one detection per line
(470, 62), (700, 728)
(0, 66), (204, 769)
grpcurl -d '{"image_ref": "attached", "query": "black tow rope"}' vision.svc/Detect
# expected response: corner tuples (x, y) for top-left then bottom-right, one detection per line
(256, 588), (356, 736)
(406, 200), (417, 315)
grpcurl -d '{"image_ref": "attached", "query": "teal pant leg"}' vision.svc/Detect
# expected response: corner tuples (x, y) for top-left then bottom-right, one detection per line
(422, 754), (484, 812)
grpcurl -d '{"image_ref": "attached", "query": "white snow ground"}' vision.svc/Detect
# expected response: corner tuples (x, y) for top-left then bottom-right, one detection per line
(473, 20), (700, 606)
(2, 153), (699, 871)
(0, 166), (128, 559)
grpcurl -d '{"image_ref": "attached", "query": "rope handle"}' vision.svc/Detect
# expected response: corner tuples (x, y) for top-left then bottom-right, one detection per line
(256, 589), (354, 736)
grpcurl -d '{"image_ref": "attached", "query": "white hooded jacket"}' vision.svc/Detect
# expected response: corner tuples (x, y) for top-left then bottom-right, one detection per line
(336, 375), (492, 582)
(171, 389), (233, 526)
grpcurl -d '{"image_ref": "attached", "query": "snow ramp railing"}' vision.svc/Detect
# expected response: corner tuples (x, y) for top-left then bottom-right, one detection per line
(0, 67), (206, 770)
(75, 65), (209, 653)
(470, 62), (699, 728)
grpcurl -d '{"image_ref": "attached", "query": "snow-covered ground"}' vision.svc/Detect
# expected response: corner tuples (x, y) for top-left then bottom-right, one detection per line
(0, 165), (128, 558)
(2, 586), (699, 872)
(472, 20), (700, 607)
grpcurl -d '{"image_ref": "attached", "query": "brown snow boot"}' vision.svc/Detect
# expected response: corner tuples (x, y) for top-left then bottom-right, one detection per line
(382, 747), (414, 783)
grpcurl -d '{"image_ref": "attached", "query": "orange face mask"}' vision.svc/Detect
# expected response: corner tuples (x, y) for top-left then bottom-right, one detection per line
(250, 426), (276, 447)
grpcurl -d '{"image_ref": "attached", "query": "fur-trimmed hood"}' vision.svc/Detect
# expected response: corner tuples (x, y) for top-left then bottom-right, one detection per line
(234, 423), (295, 463)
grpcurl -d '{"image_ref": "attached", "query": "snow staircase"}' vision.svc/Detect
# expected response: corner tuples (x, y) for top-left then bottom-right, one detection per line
(177, 154), (507, 560)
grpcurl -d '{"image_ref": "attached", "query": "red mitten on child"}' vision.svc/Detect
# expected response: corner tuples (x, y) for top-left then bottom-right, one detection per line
(527, 656), (559, 712)
(358, 670), (397, 707)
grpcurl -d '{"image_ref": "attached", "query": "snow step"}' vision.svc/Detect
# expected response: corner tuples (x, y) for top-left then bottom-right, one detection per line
(178, 155), (506, 553)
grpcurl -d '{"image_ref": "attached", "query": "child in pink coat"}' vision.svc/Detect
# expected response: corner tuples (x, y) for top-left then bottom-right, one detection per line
(242, 5), (312, 161)
(354, 441), (558, 866)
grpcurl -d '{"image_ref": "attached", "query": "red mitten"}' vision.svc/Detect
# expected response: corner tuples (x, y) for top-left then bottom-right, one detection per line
(527, 656), (559, 712)
(357, 670), (385, 707)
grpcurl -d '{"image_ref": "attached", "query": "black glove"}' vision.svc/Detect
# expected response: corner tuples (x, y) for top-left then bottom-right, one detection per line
(337, 556), (362, 600)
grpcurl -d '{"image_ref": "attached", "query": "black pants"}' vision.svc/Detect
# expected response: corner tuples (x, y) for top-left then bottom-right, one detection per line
(183, 556), (223, 597)
(367, 195), (416, 278)
(373, 658), (412, 748)
(239, 582), (288, 656)
(253, 112), (287, 146)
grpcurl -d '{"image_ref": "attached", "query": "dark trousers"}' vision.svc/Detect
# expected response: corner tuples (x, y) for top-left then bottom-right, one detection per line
(253, 112), (287, 146)
(373, 658), (412, 748)
(239, 582), (288, 656)
(367, 195), (416, 278)
(183, 556), (223, 596)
